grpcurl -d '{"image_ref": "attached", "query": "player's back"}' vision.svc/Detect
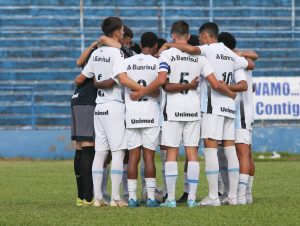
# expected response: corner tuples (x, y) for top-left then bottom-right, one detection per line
(160, 48), (205, 121)
(235, 69), (254, 130)
(124, 53), (160, 128)
(89, 46), (125, 104)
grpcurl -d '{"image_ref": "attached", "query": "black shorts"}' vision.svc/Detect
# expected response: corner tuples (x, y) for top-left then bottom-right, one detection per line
(71, 105), (95, 141)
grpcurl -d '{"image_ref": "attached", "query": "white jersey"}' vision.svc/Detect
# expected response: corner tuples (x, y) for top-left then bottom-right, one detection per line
(124, 53), (160, 128)
(198, 42), (248, 118)
(235, 69), (254, 130)
(159, 47), (214, 121)
(82, 46), (126, 104)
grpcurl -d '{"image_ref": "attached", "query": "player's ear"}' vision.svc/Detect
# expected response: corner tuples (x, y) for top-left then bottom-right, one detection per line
(187, 34), (191, 41)
(171, 33), (176, 41)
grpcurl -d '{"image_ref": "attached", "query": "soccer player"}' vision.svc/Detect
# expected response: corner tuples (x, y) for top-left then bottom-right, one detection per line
(72, 42), (97, 206)
(158, 22), (254, 206)
(130, 20), (236, 208)
(218, 32), (257, 205)
(122, 32), (161, 208)
(76, 16), (145, 207)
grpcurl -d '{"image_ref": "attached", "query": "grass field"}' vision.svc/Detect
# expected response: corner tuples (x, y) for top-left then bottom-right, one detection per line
(0, 158), (300, 225)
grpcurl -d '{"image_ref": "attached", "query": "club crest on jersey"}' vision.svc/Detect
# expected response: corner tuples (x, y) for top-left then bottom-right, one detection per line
(72, 93), (79, 99)
(216, 54), (234, 61)
(93, 56), (111, 62)
(174, 112), (198, 117)
(127, 64), (156, 70)
(131, 118), (154, 124)
(171, 55), (198, 62)
(95, 110), (109, 115)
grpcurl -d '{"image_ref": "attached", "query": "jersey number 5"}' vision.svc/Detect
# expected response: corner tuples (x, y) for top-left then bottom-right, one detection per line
(180, 72), (189, 95)
(137, 79), (148, 101)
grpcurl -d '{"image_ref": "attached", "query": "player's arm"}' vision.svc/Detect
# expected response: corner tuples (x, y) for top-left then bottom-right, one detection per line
(235, 50), (259, 61)
(226, 80), (248, 92)
(93, 77), (116, 89)
(74, 73), (87, 86)
(76, 41), (97, 67)
(98, 36), (122, 49)
(130, 72), (168, 101)
(148, 89), (160, 98)
(206, 73), (236, 99)
(163, 77), (199, 93)
(157, 43), (201, 56)
(117, 73), (145, 92)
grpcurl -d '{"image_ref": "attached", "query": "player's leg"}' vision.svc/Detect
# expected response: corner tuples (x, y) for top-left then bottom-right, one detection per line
(183, 120), (201, 208)
(235, 129), (251, 205)
(159, 144), (168, 199)
(105, 102), (128, 207)
(222, 118), (240, 205)
(74, 141), (83, 206)
(199, 114), (222, 206)
(177, 158), (189, 203)
(102, 151), (111, 202)
(71, 106), (83, 206)
(246, 143), (255, 204)
(217, 144), (228, 196)
(122, 150), (129, 201)
(126, 128), (142, 207)
(142, 126), (160, 207)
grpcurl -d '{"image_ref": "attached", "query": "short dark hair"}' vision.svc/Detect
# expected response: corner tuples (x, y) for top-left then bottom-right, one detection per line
(157, 37), (167, 50)
(199, 22), (219, 38)
(218, 32), (236, 50)
(130, 43), (141, 54)
(141, 32), (158, 48)
(124, 25), (133, 39)
(171, 20), (189, 36)
(101, 17), (123, 36)
(188, 34), (200, 46)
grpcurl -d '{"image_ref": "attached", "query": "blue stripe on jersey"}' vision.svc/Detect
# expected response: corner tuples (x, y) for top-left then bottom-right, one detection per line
(160, 62), (169, 67)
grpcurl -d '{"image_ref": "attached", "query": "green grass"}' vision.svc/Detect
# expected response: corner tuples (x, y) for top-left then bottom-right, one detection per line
(0, 159), (300, 225)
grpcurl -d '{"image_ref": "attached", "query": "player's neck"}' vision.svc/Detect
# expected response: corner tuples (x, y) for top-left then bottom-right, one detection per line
(174, 39), (187, 44)
(111, 35), (121, 43)
(142, 48), (153, 56)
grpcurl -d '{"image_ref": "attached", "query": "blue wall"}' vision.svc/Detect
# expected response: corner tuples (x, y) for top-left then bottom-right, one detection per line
(0, 127), (299, 159)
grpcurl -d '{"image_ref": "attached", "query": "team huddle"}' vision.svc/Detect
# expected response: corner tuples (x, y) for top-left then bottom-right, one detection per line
(71, 16), (258, 208)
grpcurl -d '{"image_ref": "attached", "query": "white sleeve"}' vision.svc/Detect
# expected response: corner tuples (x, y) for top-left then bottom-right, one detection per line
(233, 69), (247, 83)
(198, 44), (208, 56)
(200, 57), (215, 78)
(233, 54), (248, 71)
(111, 49), (126, 85)
(81, 54), (94, 78)
(158, 51), (171, 73)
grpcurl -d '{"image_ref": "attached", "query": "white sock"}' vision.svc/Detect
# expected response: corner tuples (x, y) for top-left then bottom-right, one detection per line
(140, 158), (146, 191)
(101, 167), (109, 196)
(204, 148), (219, 200)
(187, 161), (199, 201)
(238, 173), (249, 200)
(110, 150), (125, 201)
(224, 146), (240, 200)
(165, 161), (178, 202)
(122, 164), (128, 196)
(92, 151), (108, 200)
(184, 172), (189, 193)
(246, 176), (254, 197)
(145, 178), (156, 201)
(127, 179), (137, 201)
(217, 146), (229, 195)
(160, 149), (167, 193)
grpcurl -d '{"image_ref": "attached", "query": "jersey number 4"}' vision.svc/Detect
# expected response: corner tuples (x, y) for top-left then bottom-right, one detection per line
(180, 72), (189, 95)
(137, 79), (148, 101)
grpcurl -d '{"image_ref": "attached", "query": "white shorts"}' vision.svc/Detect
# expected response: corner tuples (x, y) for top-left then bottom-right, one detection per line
(162, 120), (201, 147)
(94, 102), (127, 152)
(126, 126), (160, 151)
(201, 113), (235, 141)
(235, 129), (252, 145)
